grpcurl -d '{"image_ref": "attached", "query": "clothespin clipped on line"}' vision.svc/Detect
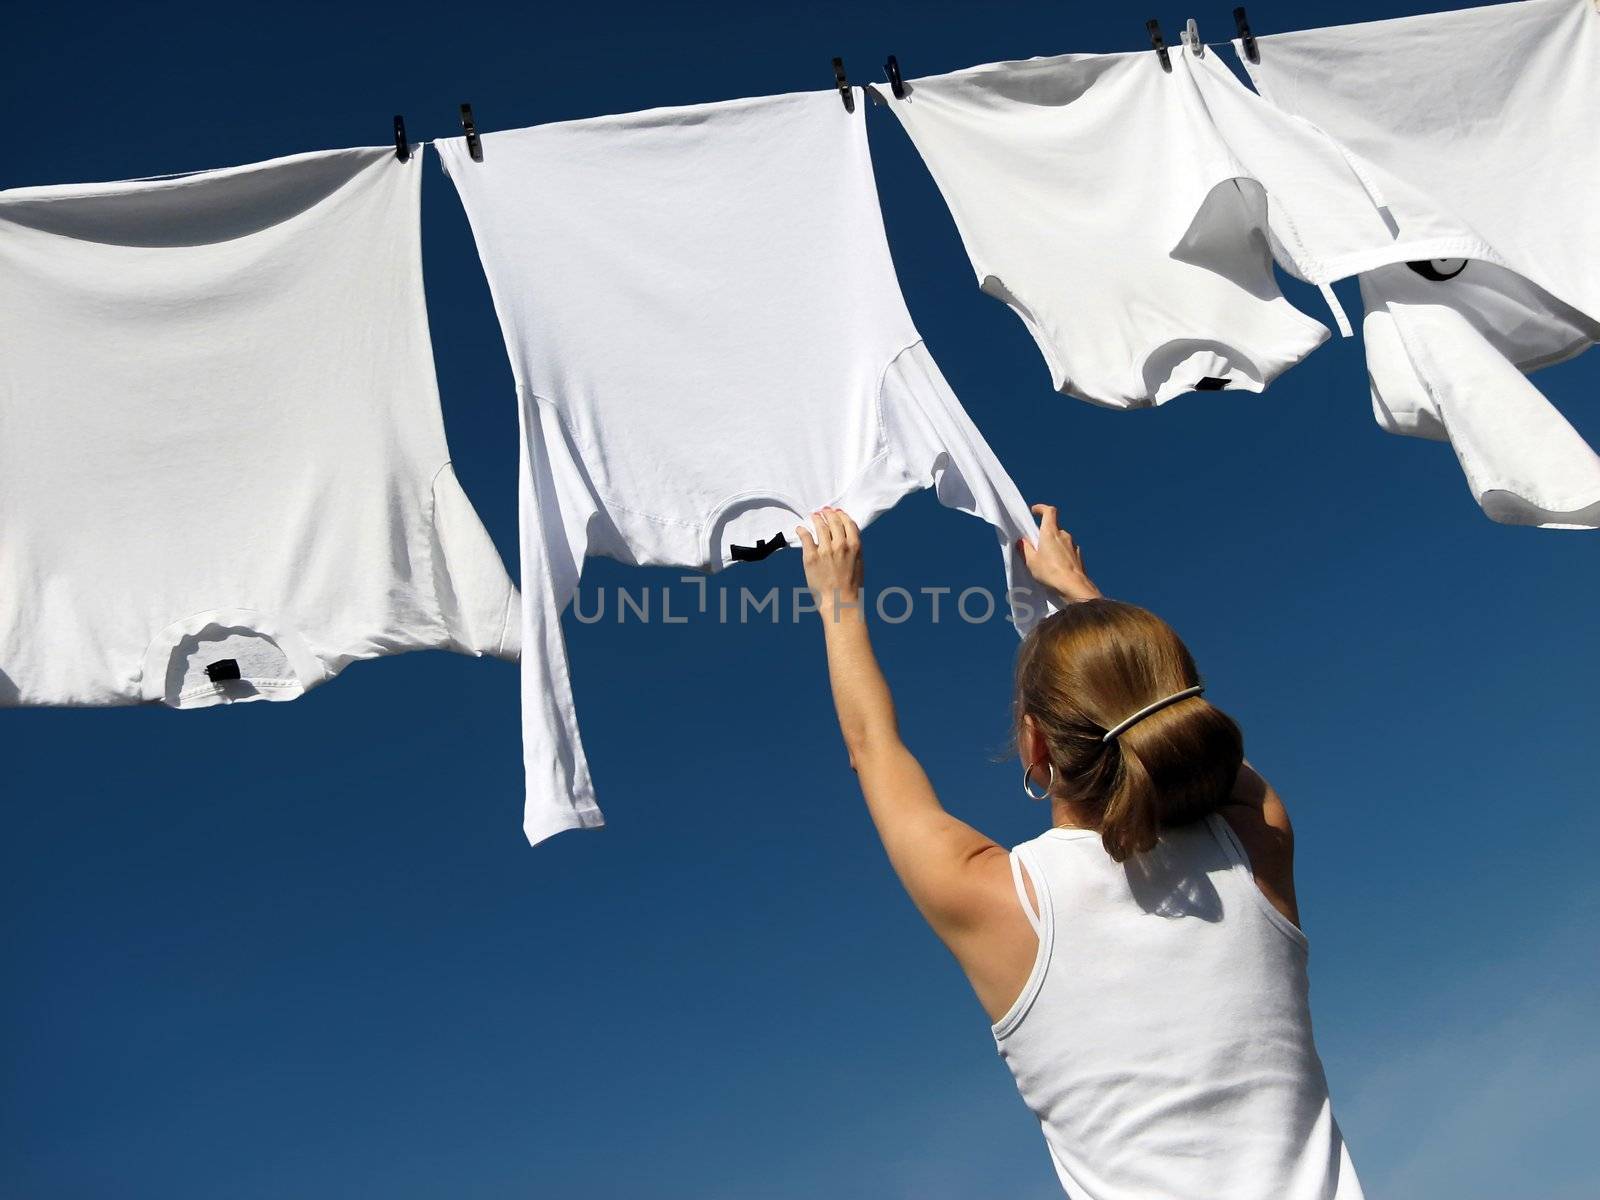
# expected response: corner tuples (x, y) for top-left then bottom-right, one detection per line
(1146, 19), (1172, 71)
(885, 55), (907, 99)
(1234, 7), (1260, 63)
(1182, 18), (1204, 56)
(393, 115), (410, 162)
(832, 57), (855, 112)
(460, 103), (483, 162)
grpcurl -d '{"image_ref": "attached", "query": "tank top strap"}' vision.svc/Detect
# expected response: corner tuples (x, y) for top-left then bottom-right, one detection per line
(993, 841), (1056, 1042)
(1009, 848), (1044, 937)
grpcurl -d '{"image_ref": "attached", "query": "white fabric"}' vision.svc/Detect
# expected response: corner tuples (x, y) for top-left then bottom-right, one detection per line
(1241, 0), (1600, 311)
(997, 820), (1363, 1200)
(0, 146), (520, 709)
(438, 89), (1048, 845)
(1176, 50), (1399, 299)
(884, 51), (1329, 408)
(1359, 260), (1600, 527)
(1213, 0), (1600, 525)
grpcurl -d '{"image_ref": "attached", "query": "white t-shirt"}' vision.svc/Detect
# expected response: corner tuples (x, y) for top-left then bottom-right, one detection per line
(438, 89), (1049, 845)
(1241, 0), (1600, 318)
(1000, 819), (1364, 1200)
(0, 145), (519, 709)
(883, 50), (1330, 408)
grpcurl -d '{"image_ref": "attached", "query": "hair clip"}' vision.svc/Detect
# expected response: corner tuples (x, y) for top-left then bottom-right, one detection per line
(1102, 685), (1205, 743)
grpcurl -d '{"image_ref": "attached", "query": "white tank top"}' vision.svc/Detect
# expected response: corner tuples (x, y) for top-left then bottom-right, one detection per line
(996, 817), (1364, 1200)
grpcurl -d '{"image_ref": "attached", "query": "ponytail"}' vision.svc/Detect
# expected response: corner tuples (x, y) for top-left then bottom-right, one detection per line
(1098, 738), (1160, 862)
(1014, 600), (1243, 863)
(1096, 696), (1242, 862)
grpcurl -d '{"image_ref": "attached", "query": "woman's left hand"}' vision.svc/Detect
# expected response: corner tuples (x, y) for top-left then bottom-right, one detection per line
(1019, 503), (1102, 603)
(797, 507), (864, 618)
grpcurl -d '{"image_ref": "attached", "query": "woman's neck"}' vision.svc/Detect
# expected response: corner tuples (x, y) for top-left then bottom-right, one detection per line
(1050, 796), (1099, 832)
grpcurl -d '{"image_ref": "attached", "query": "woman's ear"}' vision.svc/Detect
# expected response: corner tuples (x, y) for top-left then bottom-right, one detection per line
(1020, 713), (1049, 768)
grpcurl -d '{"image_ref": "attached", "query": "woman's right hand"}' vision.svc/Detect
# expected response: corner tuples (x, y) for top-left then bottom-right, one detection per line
(1019, 504), (1102, 603)
(797, 507), (865, 618)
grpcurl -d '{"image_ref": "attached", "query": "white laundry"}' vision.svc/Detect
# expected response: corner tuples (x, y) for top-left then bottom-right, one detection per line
(438, 88), (1048, 845)
(1240, 0), (1600, 315)
(1173, 47), (1402, 318)
(999, 820), (1364, 1200)
(0, 146), (519, 710)
(882, 49), (1329, 408)
(1360, 260), (1600, 527)
(1211, 0), (1600, 525)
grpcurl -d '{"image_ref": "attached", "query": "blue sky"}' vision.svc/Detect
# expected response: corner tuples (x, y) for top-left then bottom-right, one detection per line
(4, 2), (1597, 1196)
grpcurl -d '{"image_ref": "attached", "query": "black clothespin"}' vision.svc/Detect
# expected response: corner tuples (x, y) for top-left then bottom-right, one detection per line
(832, 57), (855, 112)
(885, 54), (907, 99)
(1233, 7), (1260, 63)
(393, 115), (410, 162)
(460, 103), (483, 162)
(1147, 19), (1172, 71)
(729, 532), (789, 563)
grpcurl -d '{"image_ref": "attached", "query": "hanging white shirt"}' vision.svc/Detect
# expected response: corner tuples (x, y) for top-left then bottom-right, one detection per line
(0, 146), (519, 709)
(438, 88), (1048, 845)
(1241, 0), (1600, 317)
(1358, 259), (1600, 527)
(1208, 0), (1600, 526)
(881, 49), (1330, 408)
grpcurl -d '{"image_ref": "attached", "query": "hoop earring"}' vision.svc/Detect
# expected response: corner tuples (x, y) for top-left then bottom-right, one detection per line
(1023, 761), (1054, 802)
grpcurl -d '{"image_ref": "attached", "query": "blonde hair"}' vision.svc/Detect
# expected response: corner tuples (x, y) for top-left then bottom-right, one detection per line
(1014, 599), (1242, 862)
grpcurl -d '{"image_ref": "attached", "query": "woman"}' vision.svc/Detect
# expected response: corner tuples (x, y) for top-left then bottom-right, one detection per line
(796, 505), (1363, 1200)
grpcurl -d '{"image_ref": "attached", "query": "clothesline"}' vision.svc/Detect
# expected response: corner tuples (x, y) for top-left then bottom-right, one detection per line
(372, 0), (1600, 198)
(388, 11), (1268, 163)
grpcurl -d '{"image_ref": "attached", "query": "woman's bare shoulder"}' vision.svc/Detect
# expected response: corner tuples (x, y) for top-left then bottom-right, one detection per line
(1218, 763), (1300, 928)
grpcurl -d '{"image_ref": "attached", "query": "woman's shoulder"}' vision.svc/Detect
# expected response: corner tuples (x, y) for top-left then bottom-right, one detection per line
(1216, 764), (1300, 928)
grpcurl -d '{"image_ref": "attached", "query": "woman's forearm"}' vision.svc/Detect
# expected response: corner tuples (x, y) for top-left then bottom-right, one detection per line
(819, 606), (900, 763)
(799, 507), (1008, 936)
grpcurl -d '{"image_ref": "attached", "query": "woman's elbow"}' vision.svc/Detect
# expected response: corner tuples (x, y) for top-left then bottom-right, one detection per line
(842, 723), (902, 771)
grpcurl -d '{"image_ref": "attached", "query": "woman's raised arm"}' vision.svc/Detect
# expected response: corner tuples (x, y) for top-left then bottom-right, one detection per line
(797, 508), (1036, 1021)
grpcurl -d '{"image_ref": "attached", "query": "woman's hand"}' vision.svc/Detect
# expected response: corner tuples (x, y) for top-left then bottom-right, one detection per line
(1019, 504), (1102, 603)
(797, 507), (864, 620)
